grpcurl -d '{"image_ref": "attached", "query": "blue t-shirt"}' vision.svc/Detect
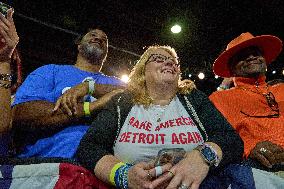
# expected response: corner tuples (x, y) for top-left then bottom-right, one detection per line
(13, 64), (124, 158)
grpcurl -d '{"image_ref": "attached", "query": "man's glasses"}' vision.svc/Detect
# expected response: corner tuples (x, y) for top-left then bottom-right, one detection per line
(146, 54), (179, 65)
(240, 92), (279, 118)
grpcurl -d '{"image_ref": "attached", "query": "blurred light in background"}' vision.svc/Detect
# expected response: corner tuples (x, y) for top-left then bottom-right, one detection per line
(120, 74), (129, 83)
(171, 24), (181, 34)
(198, 72), (205, 80)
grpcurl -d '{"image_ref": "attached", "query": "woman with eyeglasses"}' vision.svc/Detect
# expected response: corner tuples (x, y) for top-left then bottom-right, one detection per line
(0, 8), (20, 156)
(76, 45), (244, 189)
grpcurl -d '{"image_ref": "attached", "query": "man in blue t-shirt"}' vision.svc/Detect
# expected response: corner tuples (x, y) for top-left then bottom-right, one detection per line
(12, 29), (125, 159)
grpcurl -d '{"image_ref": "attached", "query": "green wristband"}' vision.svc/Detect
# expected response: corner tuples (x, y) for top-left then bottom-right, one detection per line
(83, 102), (91, 117)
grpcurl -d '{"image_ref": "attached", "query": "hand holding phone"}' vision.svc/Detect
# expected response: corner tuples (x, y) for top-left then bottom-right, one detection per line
(154, 148), (186, 166)
(0, 2), (18, 60)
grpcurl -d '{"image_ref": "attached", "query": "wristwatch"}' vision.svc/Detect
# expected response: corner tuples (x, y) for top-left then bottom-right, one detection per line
(195, 143), (220, 167)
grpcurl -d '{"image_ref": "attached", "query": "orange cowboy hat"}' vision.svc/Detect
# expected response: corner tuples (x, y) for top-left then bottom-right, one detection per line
(213, 32), (283, 77)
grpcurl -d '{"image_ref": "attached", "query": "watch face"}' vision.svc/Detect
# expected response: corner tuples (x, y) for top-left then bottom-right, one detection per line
(201, 146), (216, 162)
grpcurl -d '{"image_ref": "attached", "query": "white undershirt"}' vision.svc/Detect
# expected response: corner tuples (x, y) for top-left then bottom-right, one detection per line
(113, 96), (204, 164)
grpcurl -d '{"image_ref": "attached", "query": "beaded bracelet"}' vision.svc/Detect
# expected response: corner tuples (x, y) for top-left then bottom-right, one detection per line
(109, 162), (125, 186)
(114, 163), (133, 189)
(0, 81), (12, 89)
(0, 73), (13, 82)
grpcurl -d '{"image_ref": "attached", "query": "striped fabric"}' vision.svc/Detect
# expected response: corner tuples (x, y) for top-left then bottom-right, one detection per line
(1, 162), (283, 188)
(0, 163), (111, 189)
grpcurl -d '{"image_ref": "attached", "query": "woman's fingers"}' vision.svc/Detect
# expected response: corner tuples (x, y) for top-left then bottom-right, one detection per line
(140, 160), (155, 170)
(148, 163), (173, 188)
(165, 173), (182, 189)
(150, 170), (173, 188)
(147, 163), (172, 178)
(128, 163), (153, 189)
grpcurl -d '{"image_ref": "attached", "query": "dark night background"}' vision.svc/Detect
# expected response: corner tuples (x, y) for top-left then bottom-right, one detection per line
(3, 0), (284, 95)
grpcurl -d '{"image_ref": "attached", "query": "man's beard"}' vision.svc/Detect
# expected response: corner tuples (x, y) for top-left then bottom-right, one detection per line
(79, 42), (105, 64)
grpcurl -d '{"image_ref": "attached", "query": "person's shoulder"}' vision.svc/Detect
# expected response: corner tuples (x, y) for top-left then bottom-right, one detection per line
(96, 72), (120, 80)
(37, 64), (63, 69)
(51, 64), (77, 71)
(94, 73), (125, 85)
(209, 88), (239, 104)
(210, 87), (237, 96)
(31, 64), (62, 73)
(180, 88), (208, 104)
(188, 88), (205, 96)
(24, 64), (57, 78)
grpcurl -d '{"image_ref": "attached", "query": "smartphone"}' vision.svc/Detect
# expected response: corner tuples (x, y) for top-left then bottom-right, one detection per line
(0, 2), (12, 17)
(154, 148), (186, 166)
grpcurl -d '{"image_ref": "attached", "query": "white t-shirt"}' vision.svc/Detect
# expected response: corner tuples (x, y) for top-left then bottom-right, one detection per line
(113, 96), (204, 164)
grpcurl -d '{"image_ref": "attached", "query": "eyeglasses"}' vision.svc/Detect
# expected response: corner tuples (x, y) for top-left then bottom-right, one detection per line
(146, 54), (179, 65)
(240, 92), (279, 118)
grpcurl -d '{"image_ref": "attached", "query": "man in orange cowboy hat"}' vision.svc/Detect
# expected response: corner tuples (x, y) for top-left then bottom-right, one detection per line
(209, 32), (284, 173)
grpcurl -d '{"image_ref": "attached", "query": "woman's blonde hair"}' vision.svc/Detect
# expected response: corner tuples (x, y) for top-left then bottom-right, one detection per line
(127, 45), (195, 106)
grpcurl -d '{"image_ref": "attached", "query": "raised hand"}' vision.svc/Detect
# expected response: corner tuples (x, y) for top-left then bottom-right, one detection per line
(0, 8), (19, 62)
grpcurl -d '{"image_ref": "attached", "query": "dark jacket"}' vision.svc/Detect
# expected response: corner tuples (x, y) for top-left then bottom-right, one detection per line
(76, 89), (244, 172)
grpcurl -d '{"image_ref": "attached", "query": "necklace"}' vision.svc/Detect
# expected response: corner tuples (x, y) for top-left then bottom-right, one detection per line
(150, 95), (176, 122)
(153, 105), (168, 122)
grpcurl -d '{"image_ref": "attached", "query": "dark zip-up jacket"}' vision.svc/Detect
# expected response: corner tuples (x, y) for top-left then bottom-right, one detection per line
(76, 89), (244, 172)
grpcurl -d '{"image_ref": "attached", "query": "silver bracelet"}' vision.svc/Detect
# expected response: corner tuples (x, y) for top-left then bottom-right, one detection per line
(82, 77), (95, 95)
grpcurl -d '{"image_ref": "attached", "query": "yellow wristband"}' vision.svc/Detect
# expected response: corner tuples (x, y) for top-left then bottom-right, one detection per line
(83, 102), (90, 117)
(109, 162), (125, 186)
